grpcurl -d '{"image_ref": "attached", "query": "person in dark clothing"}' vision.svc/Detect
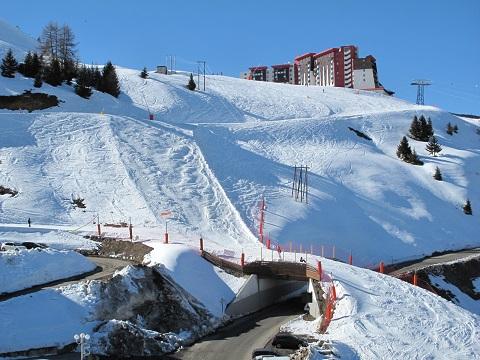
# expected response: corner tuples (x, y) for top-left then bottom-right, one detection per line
(27, 218), (31, 227)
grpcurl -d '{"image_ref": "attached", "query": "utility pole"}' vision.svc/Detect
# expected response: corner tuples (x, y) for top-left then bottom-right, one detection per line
(197, 60), (206, 91)
(410, 79), (431, 105)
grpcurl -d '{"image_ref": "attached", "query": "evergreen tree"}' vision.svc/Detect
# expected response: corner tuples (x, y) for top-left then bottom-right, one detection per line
(409, 115), (421, 140)
(446, 122), (454, 135)
(433, 166), (442, 181)
(453, 124), (459, 133)
(187, 73), (196, 91)
(19, 52), (33, 77)
(44, 58), (63, 86)
(425, 136), (442, 156)
(396, 136), (412, 161)
(31, 52), (42, 77)
(407, 149), (424, 165)
(426, 118), (434, 139)
(463, 199), (472, 215)
(33, 72), (43, 88)
(140, 67), (148, 79)
(1, 49), (18, 78)
(98, 61), (120, 97)
(75, 65), (92, 99)
(418, 115), (429, 141)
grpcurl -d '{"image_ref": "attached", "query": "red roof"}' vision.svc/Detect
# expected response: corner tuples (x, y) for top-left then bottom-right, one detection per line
(294, 53), (316, 62)
(271, 64), (291, 69)
(313, 48), (338, 58)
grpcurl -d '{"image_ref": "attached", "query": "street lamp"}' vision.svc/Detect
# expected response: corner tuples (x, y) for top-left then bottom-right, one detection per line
(74, 333), (90, 360)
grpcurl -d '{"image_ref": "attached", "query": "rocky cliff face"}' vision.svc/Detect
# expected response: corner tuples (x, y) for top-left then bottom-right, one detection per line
(89, 265), (215, 357)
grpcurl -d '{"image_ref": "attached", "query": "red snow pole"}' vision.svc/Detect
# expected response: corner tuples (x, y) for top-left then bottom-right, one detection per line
(199, 237), (204, 251)
(348, 253), (353, 265)
(379, 261), (385, 274)
(241, 252), (245, 267)
(317, 260), (322, 281)
(266, 238), (271, 250)
(413, 272), (418, 286)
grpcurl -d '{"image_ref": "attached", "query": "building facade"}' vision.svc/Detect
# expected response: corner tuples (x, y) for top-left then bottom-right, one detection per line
(240, 45), (392, 94)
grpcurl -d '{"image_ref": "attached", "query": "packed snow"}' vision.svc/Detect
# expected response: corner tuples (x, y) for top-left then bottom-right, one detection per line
(0, 247), (96, 294)
(1, 20), (480, 359)
(283, 257), (480, 359)
(144, 243), (245, 317)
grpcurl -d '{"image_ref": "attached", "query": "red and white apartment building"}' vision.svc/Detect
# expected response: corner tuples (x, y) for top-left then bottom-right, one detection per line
(240, 45), (393, 95)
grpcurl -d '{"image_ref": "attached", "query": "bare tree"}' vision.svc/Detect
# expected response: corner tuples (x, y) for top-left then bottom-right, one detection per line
(39, 21), (60, 60)
(59, 24), (77, 65)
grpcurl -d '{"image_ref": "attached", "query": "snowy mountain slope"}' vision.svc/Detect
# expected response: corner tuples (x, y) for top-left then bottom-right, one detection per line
(0, 67), (479, 261)
(284, 254), (480, 359)
(0, 18), (37, 59)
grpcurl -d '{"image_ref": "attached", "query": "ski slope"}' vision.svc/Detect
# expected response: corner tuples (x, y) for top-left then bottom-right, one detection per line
(0, 61), (479, 262)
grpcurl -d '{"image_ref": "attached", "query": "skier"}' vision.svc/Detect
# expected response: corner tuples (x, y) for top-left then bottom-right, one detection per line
(27, 218), (31, 227)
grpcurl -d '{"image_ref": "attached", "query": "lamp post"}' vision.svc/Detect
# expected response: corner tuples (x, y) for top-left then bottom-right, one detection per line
(74, 333), (90, 360)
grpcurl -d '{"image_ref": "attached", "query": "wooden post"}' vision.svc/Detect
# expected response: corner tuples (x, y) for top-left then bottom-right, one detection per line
(379, 261), (384, 274)
(317, 260), (322, 281)
(97, 215), (101, 236)
(199, 237), (204, 251)
(164, 232), (169, 244)
(241, 252), (245, 267)
(129, 224), (133, 241)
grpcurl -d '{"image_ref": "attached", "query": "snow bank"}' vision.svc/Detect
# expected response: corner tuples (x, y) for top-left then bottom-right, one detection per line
(284, 256), (480, 359)
(144, 242), (245, 317)
(429, 274), (480, 315)
(0, 282), (101, 353)
(0, 248), (96, 294)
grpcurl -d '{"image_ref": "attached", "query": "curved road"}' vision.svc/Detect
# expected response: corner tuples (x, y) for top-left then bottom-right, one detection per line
(165, 300), (305, 360)
(0, 256), (134, 301)
(389, 248), (480, 276)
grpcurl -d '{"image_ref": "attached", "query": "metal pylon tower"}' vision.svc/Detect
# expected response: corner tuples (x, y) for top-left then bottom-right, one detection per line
(410, 79), (431, 105)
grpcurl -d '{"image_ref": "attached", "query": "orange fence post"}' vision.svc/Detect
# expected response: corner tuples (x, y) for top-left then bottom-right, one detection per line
(164, 232), (169, 244)
(241, 252), (245, 267)
(379, 261), (384, 274)
(199, 237), (204, 251)
(317, 260), (322, 281)
(413, 272), (418, 286)
(266, 238), (271, 250)
(331, 284), (337, 301)
(348, 253), (353, 265)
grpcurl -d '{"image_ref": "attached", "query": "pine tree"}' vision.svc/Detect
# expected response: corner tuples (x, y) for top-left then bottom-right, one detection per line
(33, 72), (43, 88)
(409, 115), (421, 140)
(407, 149), (424, 165)
(418, 115), (429, 141)
(19, 52), (33, 77)
(446, 122), (454, 135)
(44, 58), (63, 86)
(453, 124), (459, 133)
(425, 136), (442, 156)
(140, 67), (148, 79)
(433, 166), (442, 181)
(31, 52), (42, 77)
(1, 49), (18, 78)
(396, 136), (412, 161)
(75, 65), (92, 99)
(463, 199), (472, 215)
(98, 61), (120, 97)
(187, 73), (196, 91)
(426, 118), (434, 139)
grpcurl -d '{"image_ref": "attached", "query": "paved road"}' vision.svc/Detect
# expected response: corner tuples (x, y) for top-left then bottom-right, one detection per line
(0, 256), (134, 301)
(165, 300), (305, 360)
(389, 248), (480, 276)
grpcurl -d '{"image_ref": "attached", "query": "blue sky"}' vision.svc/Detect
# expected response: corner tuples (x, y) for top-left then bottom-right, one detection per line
(3, 0), (479, 114)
